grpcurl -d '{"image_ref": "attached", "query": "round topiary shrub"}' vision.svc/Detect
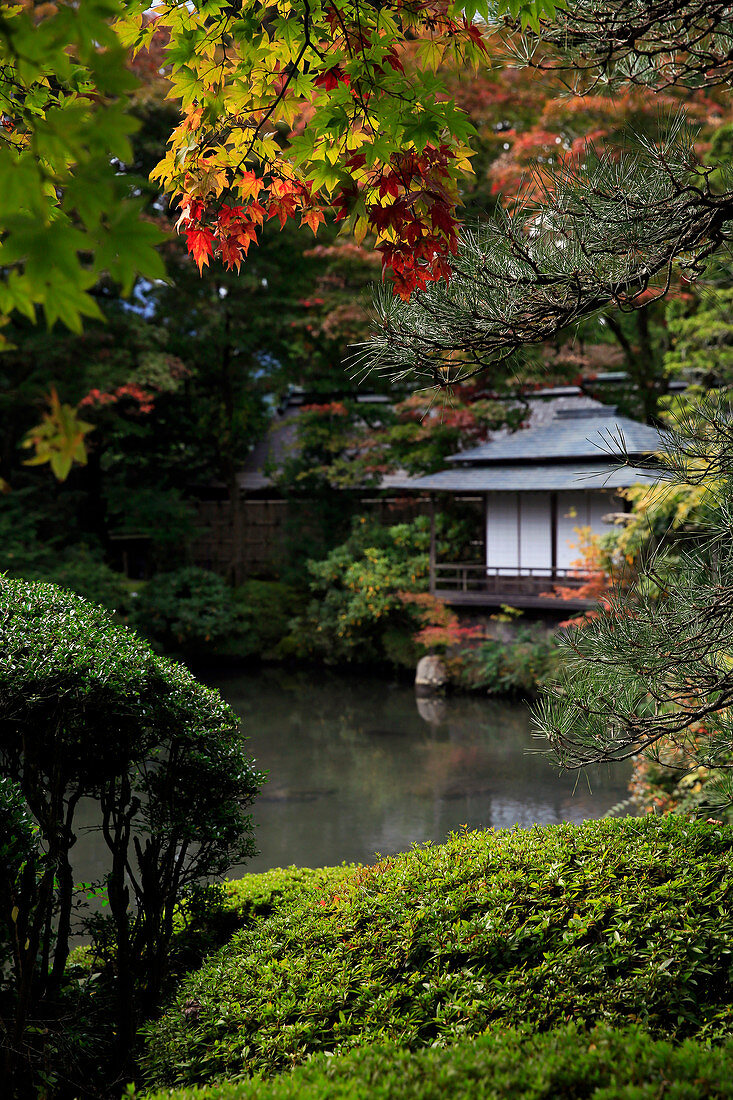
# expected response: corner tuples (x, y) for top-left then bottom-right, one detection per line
(0, 578), (263, 1088)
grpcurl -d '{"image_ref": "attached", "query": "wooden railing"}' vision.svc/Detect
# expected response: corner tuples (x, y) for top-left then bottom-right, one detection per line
(433, 564), (587, 597)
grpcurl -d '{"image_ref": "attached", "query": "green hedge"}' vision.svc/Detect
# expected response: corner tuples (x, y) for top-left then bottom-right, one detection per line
(220, 865), (358, 919)
(143, 817), (733, 1089)
(147, 1023), (733, 1100)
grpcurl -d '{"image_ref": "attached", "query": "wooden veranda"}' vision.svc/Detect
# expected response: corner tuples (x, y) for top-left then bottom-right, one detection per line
(426, 498), (598, 612)
(430, 563), (597, 611)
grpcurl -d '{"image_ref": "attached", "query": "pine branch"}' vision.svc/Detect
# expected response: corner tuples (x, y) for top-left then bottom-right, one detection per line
(535, 396), (733, 773)
(497, 0), (733, 91)
(357, 119), (733, 389)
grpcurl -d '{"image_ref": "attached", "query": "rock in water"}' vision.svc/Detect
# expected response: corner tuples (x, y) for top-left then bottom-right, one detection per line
(415, 654), (448, 696)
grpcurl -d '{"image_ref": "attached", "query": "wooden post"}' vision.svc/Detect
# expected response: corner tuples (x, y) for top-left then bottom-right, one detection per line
(429, 494), (436, 595)
(550, 492), (558, 577)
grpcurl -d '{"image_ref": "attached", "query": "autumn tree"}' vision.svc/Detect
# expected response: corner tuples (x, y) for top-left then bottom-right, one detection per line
(118, 0), (564, 299)
(438, 42), (732, 420)
(365, 3), (733, 398)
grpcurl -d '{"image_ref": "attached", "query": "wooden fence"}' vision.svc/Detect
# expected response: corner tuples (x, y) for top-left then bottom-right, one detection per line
(189, 494), (432, 577)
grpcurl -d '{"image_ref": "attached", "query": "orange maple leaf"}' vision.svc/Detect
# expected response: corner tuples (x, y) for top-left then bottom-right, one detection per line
(268, 194), (298, 228)
(246, 200), (267, 226)
(270, 177), (300, 198)
(300, 206), (326, 235)
(184, 106), (203, 132)
(237, 170), (264, 201)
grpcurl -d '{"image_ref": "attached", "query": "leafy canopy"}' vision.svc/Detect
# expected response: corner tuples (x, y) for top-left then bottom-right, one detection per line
(119, 0), (559, 299)
(0, 0), (167, 337)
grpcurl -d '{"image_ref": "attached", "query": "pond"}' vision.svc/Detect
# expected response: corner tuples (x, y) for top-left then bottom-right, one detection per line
(210, 666), (633, 873)
(71, 666), (633, 887)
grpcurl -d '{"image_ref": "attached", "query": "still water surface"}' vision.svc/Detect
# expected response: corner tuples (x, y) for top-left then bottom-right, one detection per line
(72, 667), (632, 886)
(208, 667), (633, 872)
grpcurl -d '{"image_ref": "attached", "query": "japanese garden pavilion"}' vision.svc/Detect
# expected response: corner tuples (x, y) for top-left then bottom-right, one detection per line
(407, 399), (662, 611)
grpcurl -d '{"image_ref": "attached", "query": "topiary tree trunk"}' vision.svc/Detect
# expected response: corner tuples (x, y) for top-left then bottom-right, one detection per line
(0, 580), (264, 1089)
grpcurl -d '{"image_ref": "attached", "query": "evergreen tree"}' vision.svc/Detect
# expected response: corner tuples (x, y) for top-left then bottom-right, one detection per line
(363, 2), (733, 393)
(359, 1), (733, 797)
(536, 395), (733, 807)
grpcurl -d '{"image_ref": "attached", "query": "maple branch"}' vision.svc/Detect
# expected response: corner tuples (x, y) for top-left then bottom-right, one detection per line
(242, 0), (317, 161)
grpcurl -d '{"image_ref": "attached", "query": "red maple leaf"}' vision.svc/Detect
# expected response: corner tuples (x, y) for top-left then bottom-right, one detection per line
(175, 196), (205, 231)
(185, 226), (216, 272)
(314, 66), (349, 91)
(391, 268), (419, 300)
(267, 194), (299, 228)
(465, 22), (489, 53)
(384, 49), (404, 73)
(378, 173), (401, 200)
(368, 203), (393, 232)
(333, 184), (358, 222)
(430, 201), (457, 235)
(404, 218), (426, 246)
(217, 204), (246, 230)
(345, 152), (367, 171)
(219, 237), (245, 272)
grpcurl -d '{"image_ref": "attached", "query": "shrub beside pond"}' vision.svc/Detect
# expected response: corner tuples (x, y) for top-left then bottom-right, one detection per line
(132, 571), (304, 662)
(131, 567), (241, 658)
(454, 628), (561, 696)
(143, 816), (733, 1089)
(0, 578), (263, 1092)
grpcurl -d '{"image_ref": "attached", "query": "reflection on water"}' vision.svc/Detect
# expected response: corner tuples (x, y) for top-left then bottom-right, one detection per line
(206, 666), (633, 873)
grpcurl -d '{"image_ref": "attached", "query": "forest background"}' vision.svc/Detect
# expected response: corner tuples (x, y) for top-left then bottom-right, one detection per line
(2, 3), (733, 682)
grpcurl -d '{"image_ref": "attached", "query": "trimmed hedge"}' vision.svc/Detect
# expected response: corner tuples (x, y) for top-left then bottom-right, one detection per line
(221, 865), (358, 919)
(143, 817), (733, 1089)
(147, 1024), (733, 1100)
(173, 865), (358, 961)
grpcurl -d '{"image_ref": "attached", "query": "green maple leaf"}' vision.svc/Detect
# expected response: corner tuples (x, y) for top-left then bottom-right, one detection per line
(22, 389), (96, 482)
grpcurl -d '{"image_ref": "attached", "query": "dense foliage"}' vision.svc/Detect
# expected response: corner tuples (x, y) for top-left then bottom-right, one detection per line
(143, 816), (733, 1088)
(148, 1024), (733, 1100)
(0, 0), (165, 341)
(291, 514), (471, 666)
(0, 580), (262, 1090)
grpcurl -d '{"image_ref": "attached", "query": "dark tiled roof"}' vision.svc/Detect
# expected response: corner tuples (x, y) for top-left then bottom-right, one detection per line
(405, 463), (660, 493)
(448, 415), (661, 465)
